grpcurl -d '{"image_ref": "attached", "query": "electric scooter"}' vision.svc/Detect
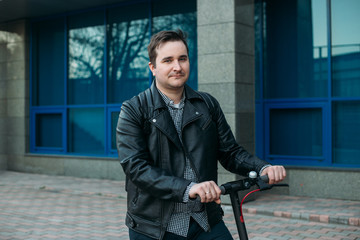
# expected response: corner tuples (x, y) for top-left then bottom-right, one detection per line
(220, 171), (288, 240)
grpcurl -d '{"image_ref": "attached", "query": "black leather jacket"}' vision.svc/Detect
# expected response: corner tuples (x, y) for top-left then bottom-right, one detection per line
(116, 82), (268, 239)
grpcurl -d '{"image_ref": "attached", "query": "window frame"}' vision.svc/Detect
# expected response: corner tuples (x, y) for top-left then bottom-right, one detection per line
(30, 107), (67, 154)
(264, 101), (330, 166)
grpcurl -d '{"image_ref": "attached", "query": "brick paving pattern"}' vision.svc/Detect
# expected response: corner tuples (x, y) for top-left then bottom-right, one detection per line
(243, 193), (360, 226)
(0, 171), (359, 240)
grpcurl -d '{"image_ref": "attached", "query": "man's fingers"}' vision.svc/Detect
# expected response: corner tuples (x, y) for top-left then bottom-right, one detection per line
(189, 181), (221, 204)
(262, 165), (286, 184)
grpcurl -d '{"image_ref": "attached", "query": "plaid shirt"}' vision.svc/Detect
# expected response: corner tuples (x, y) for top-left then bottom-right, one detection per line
(158, 89), (210, 237)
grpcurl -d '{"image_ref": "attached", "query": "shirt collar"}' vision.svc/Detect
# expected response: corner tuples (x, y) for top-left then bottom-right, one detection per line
(157, 88), (185, 109)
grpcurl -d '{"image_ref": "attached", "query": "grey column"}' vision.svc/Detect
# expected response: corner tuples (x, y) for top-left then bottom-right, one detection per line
(197, 0), (256, 186)
(0, 20), (30, 171)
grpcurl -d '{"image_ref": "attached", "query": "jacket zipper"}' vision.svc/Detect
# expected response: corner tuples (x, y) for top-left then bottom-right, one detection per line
(202, 117), (212, 130)
(181, 117), (212, 232)
(158, 130), (165, 239)
(159, 131), (175, 240)
(180, 114), (202, 180)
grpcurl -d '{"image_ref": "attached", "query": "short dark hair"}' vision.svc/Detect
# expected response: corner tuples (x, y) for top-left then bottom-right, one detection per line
(147, 29), (189, 67)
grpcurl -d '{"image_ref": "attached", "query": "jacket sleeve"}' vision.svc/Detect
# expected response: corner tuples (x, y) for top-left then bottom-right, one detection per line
(116, 99), (191, 202)
(206, 94), (269, 176)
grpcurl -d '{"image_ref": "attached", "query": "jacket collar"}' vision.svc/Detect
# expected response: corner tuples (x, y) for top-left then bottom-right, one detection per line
(150, 81), (203, 110)
(149, 81), (204, 149)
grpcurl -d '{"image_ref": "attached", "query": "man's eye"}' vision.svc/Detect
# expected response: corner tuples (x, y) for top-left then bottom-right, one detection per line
(163, 59), (172, 63)
(179, 57), (187, 61)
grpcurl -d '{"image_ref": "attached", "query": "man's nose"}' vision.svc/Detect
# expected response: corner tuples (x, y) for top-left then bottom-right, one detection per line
(173, 60), (181, 71)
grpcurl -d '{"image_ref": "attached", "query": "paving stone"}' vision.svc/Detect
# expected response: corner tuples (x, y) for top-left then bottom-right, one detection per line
(0, 171), (359, 240)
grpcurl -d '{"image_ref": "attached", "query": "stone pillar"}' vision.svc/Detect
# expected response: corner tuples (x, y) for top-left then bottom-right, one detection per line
(0, 23), (8, 170)
(0, 20), (30, 171)
(234, 0), (256, 154)
(197, 0), (256, 187)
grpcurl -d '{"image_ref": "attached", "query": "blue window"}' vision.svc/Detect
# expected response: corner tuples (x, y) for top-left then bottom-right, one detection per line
(35, 113), (62, 148)
(110, 110), (120, 152)
(333, 102), (360, 165)
(31, 19), (65, 106)
(269, 108), (323, 157)
(68, 108), (105, 155)
(331, 0), (360, 97)
(30, 0), (197, 156)
(107, 2), (150, 104)
(256, 0), (360, 167)
(68, 12), (105, 105)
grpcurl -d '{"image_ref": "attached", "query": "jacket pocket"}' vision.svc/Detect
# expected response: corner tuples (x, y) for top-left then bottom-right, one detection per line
(131, 188), (139, 207)
(201, 117), (213, 130)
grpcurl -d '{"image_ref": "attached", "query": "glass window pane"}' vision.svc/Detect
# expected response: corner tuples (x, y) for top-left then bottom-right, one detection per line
(68, 108), (105, 154)
(152, 0), (197, 89)
(32, 19), (65, 106)
(331, 0), (360, 97)
(107, 3), (150, 104)
(35, 113), (62, 148)
(68, 11), (105, 105)
(270, 108), (322, 156)
(111, 111), (120, 150)
(263, 0), (327, 98)
(333, 102), (360, 165)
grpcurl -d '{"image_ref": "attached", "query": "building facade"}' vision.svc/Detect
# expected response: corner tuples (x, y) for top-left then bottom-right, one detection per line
(0, 0), (358, 200)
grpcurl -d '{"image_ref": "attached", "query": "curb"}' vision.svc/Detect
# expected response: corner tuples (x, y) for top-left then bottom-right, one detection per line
(241, 206), (360, 227)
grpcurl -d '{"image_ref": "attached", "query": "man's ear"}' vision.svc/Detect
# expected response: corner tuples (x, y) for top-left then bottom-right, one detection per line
(149, 62), (156, 76)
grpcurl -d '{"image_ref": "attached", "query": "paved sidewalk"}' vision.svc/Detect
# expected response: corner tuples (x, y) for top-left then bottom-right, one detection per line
(243, 193), (360, 226)
(0, 171), (359, 240)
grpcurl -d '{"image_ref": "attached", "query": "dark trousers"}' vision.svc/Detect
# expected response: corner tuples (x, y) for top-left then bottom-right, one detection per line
(129, 219), (233, 240)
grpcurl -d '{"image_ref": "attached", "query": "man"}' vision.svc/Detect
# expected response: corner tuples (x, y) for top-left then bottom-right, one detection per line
(116, 30), (286, 240)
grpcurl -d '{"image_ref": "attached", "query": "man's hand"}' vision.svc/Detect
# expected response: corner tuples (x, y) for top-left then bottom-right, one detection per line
(189, 181), (221, 204)
(261, 165), (286, 184)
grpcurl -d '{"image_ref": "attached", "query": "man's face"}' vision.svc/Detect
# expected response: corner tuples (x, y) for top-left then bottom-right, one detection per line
(149, 40), (190, 93)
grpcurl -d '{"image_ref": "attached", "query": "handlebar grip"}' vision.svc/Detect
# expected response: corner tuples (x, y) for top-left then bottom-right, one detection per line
(220, 186), (226, 195)
(260, 174), (269, 183)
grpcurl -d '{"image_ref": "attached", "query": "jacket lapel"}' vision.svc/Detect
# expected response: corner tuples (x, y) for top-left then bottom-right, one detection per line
(182, 85), (203, 128)
(182, 100), (203, 128)
(150, 110), (183, 149)
(148, 82), (182, 149)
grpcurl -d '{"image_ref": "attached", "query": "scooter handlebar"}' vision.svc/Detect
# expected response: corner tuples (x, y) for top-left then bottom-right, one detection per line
(220, 185), (226, 195)
(260, 174), (269, 183)
(219, 174), (270, 195)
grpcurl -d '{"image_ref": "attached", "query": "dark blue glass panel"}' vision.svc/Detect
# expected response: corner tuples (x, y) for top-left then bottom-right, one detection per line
(263, 0), (327, 98)
(107, 3), (150, 104)
(68, 108), (105, 154)
(68, 12), (105, 105)
(270, 108), (322, 156)
(333, 102), (360, 165)
(32, 19), (65, 106)
(255, 0), (263, 101)
(152, 0), (197, 90)
(111, 111), (120, 150)
(35, 114), (62, 147)
(331, 0), (360, 97)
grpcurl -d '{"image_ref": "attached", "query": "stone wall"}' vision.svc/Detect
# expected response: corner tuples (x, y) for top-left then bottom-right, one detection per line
(268, 168), (360, 201)
(197, 0), (256, 186)
(0, 20), (30, 171)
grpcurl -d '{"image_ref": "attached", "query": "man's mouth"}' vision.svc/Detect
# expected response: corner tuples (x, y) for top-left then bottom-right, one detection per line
(169, 73), (185, 78)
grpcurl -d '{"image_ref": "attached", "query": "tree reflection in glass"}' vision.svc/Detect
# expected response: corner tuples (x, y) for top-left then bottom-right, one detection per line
(68, 12), (105, 105)
(108, 3), (150, 104)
